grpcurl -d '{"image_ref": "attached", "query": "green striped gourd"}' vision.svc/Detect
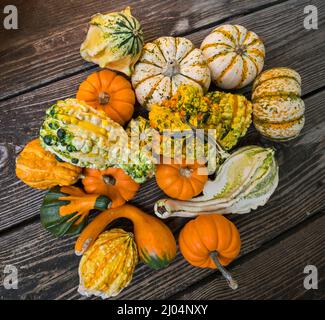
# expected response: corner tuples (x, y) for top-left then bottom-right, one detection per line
(252, 67), (305, 141)
(201, 24), (265, 89)
(80, 7), (144, 76)
(40, 99), (128, 170)
(132, 36), (211, 110)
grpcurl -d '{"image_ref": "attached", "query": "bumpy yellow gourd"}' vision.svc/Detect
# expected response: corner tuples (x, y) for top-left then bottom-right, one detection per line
(78, 228), (138, 299)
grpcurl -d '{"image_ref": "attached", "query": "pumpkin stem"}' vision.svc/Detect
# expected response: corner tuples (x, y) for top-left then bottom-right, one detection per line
(162, 59), (180, 78)
(179, 167), (192, 178)
(103, 174), (116, 186)
(210, 251), (238, 290)
(98, 91), (110, 105)
(235, 45), (246, 56)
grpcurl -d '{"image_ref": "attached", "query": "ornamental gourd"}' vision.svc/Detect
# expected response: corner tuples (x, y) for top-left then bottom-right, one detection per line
(75, 204), (176, 269)
(252, 67), (305, 141)
(201, 24), (265, 89)
(76, 70), (135, 126)
(39, 98), (128, 170)
(80, 7), (144, 76)
(40, 186), (112, 237)
(82, 168), (140, 208)
(179, 214), (241, 289)
(15, 139), (81, 189)
(132, 36), (211, 110)
(156, 161), (208, 200)
(78, 229), (138, 299)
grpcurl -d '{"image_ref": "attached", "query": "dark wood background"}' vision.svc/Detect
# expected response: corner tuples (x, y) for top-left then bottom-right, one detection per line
(0, 0), (324, 300)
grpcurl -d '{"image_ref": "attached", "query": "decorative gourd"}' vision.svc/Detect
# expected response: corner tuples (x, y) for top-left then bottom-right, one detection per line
(82, 168), (140, 208)
(201, 24), (265, 89)
(156, 161), (208, 200)
(78, 229), (138, 299)
(179, 214), (241, 289)
(75, 204), (176, 269)
(252, 67), (305, 141)
(15, 139), (82, 189)
(149, 85), (252, 153)
(76, 70), (135, 126)
(40, 186), (111, 237)
(132, 36), (211, 110)
(39, 98), (128, 170)
(80, 7), (143, 76)
(155, 146), (279, 218)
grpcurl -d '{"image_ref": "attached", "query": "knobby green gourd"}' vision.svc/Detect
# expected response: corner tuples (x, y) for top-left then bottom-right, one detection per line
(154, 146), (279, 218)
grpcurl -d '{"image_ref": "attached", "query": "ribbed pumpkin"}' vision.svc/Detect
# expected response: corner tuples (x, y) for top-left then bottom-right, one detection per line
(82, 168), (140, 208)
(252, 67), (305, 141)
(80, 7), (144, 76)
(132, 36), (211, 110)
(156, 161), (208, 200)
(179, 214), (241, 289)
(39, 98), (128, 170)
(76, 70), (135, 125)
(75, 204), (176, 269)
(201, 24), (265, 89)
(40, 186), (111, 237)
(78, 229), (138, 299)
(16, 139), (81, 189)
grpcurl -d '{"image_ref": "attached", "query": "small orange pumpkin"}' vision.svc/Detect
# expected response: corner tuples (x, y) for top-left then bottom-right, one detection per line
(156, 161), (208, 200)
(76, 70), (135, 125)
(179, 214), (241, 289)
(82, 168), (140, 208)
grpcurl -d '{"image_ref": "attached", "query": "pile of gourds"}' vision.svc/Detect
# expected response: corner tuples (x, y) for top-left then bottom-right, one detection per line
(15, 7), (305, 298)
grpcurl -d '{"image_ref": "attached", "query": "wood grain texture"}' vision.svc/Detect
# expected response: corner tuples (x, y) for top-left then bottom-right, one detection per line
(174, 212), (325, 300)
(0, 88), (324, 299)
(0, 0), (324, 231)
(0, 0), (283, 100)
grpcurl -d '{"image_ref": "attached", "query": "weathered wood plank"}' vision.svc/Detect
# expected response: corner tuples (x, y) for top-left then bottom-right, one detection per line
(0, 89), (324, 300)
(0, 0), (324, 231)
(0, 0), (283, 100)
(173, 212), (325, 300)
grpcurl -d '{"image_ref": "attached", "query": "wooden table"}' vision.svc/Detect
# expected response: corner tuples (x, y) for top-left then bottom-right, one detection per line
(0, 0), (324, 300)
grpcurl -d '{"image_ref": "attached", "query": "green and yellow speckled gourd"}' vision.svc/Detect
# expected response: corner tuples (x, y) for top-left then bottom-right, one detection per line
(39, 98), (128, 170)
(80, 7), (144, 76)
(252, 67), (305, 141)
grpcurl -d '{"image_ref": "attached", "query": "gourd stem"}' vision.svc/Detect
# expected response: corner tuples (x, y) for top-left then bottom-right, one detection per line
(210, 251), (238, 290)
(98, 91), (110, 105)
(103, 175), (116, 186)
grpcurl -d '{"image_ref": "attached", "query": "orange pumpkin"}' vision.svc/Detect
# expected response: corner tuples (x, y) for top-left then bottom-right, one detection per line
(179, 214), (241, 289)
(76, 70), (135, 125)
(75, 204), (176, 269)
(156, 161), (208, 200)
(82, 168), (140, 208)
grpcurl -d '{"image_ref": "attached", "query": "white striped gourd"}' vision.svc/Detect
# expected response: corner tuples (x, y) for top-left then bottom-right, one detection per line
(132, 36), (211, 110)
(252, 67), (305, 141)
(201, 24), (265, 89)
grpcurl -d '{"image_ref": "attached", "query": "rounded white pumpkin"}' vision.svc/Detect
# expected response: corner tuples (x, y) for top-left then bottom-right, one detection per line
(201, 24), (265, 89)
(131, 36), (211, 110)
(252, 67), (305, 141)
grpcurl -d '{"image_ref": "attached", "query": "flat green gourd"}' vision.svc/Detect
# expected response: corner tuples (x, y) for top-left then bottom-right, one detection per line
(40, 98), (128, 170)
(40, 186), (111, 237)
(154, 145), (279, 218)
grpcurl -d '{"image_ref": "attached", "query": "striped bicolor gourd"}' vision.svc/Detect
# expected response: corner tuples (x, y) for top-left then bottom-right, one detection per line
(201, 24), (265, 89)
(252, 67), (305, 141)
(131, 36), (211, 110)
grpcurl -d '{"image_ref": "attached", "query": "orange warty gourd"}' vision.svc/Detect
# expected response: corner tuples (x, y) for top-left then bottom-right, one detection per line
(76, 70), (135, 125)
(156, 161), (208, 200)
(75, 204), (176, 269)
(179, 214), (241, 289)
(82, 168), (140, 208)
(16, 139), (82, 189)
